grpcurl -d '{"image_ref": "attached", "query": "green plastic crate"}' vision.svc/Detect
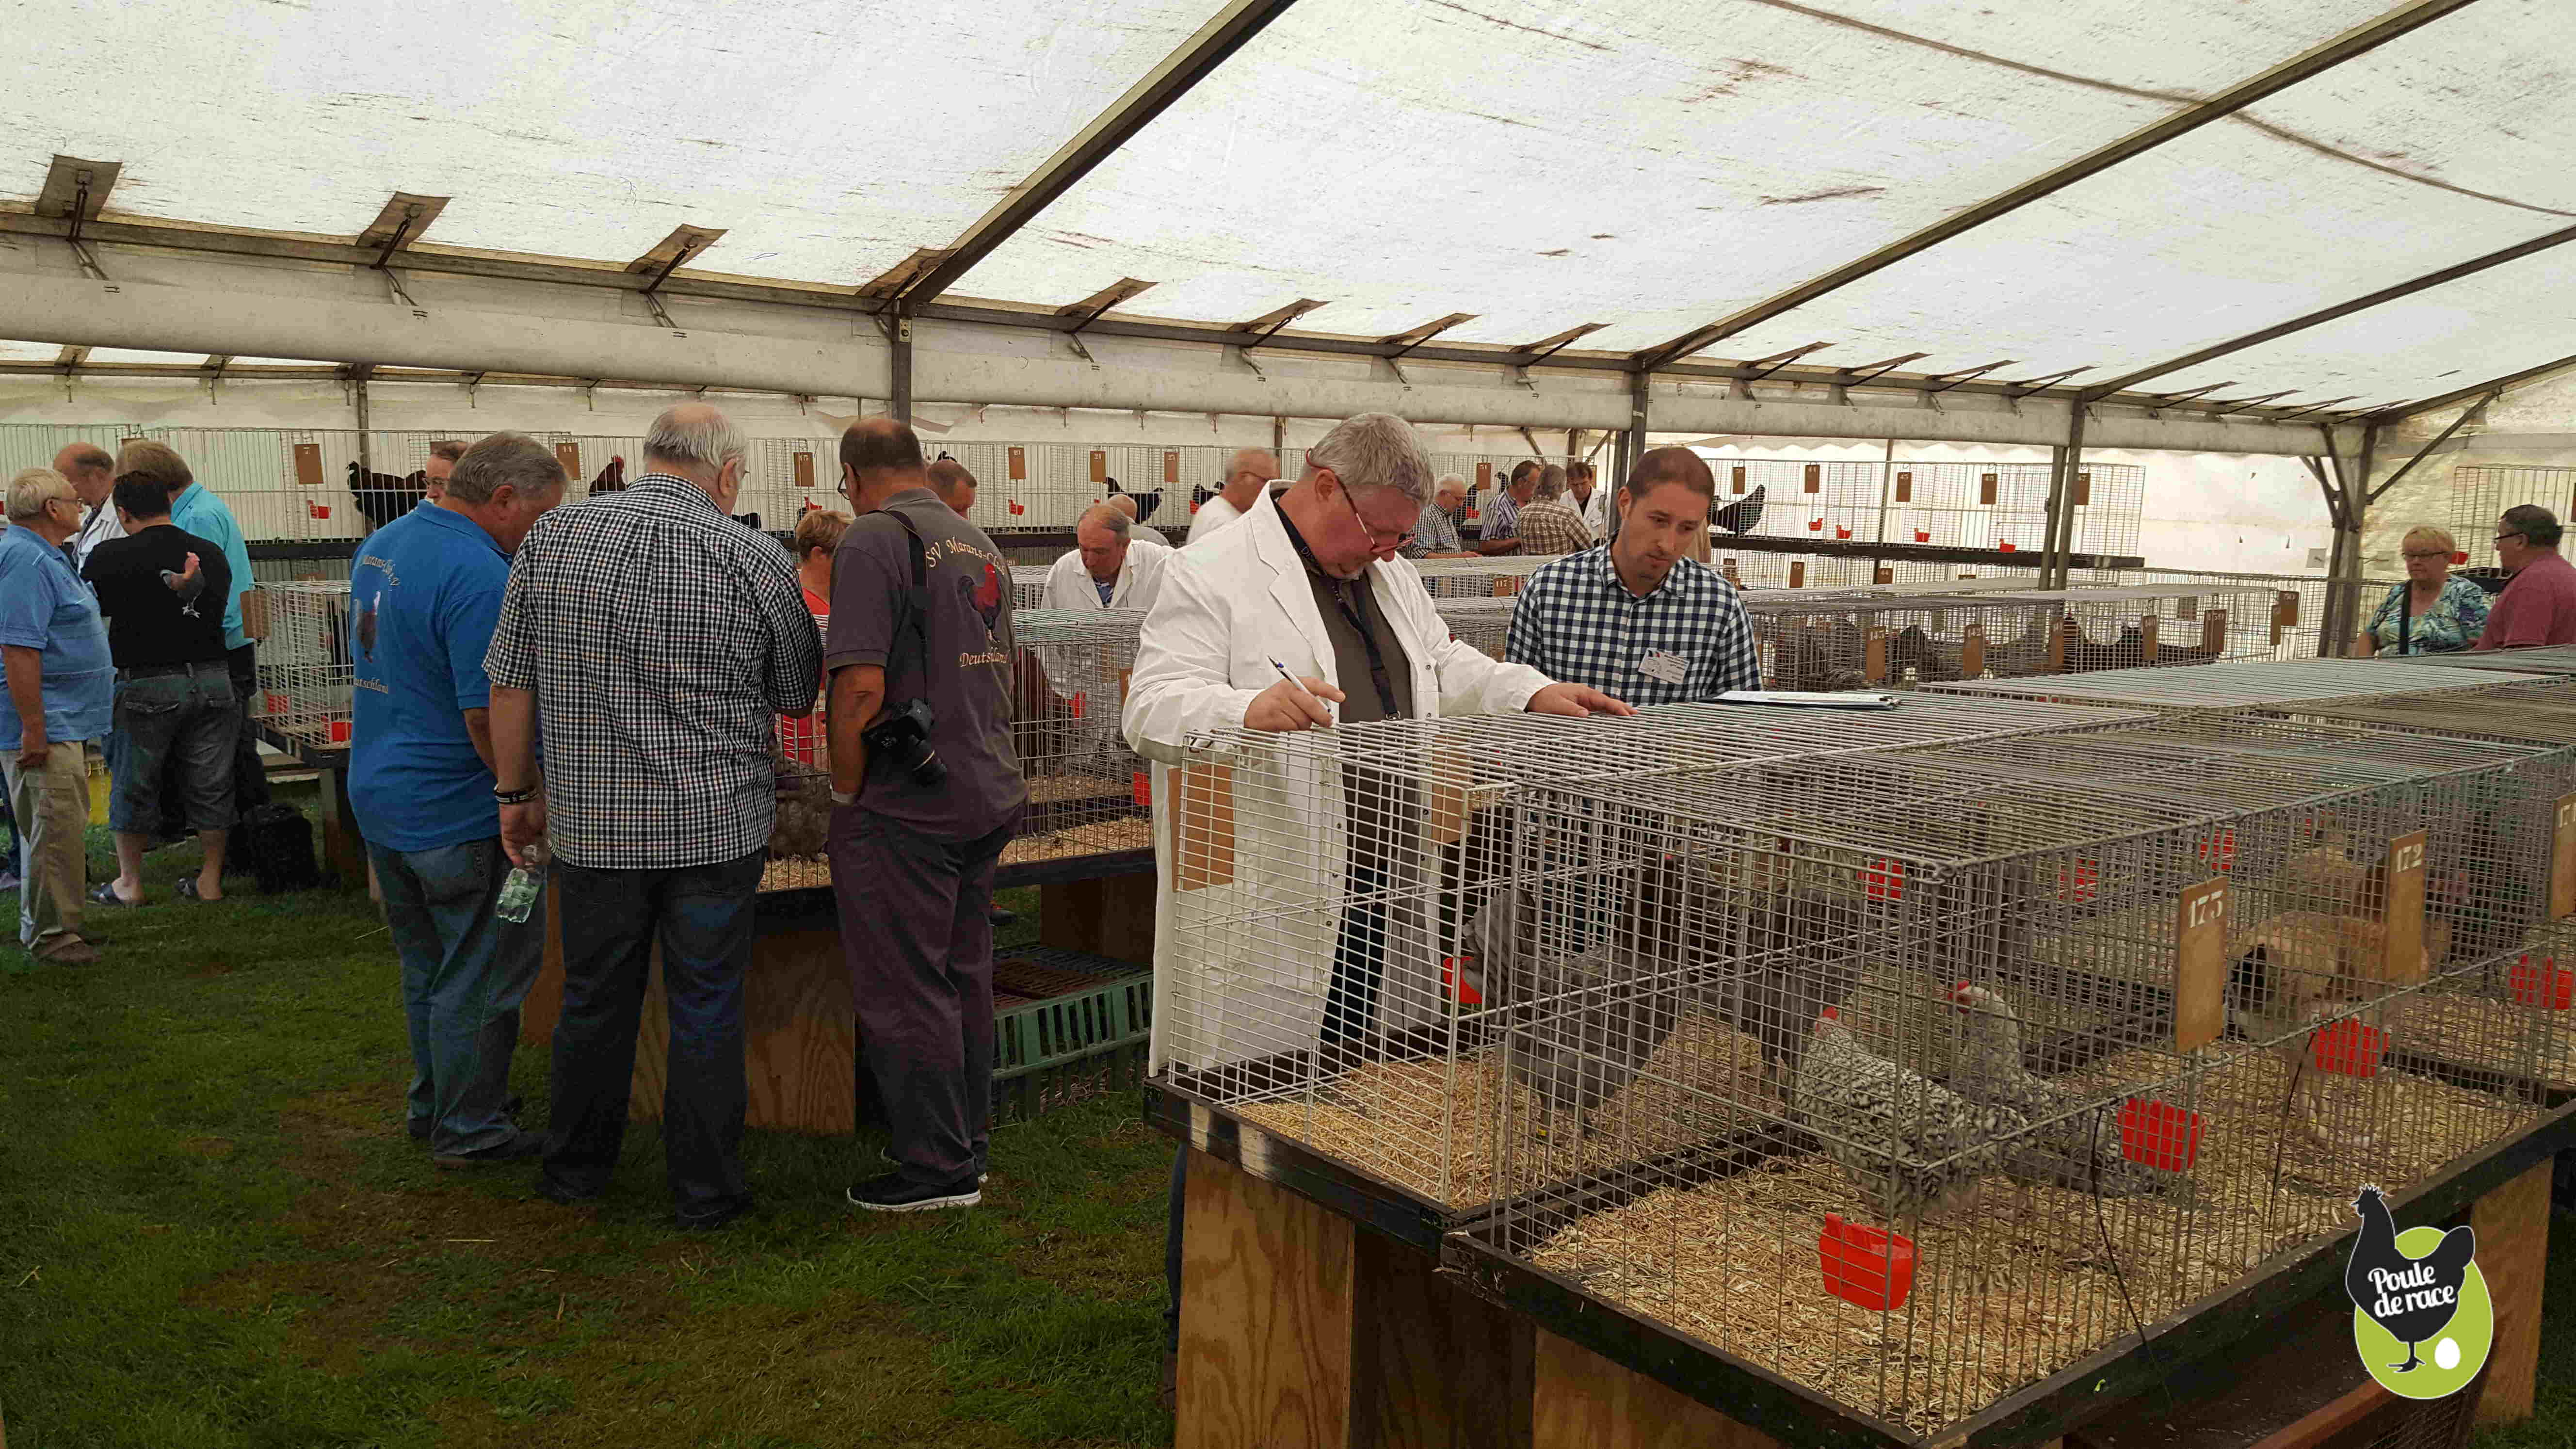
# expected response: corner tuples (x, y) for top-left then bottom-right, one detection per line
(991, 949), (1154, 1123)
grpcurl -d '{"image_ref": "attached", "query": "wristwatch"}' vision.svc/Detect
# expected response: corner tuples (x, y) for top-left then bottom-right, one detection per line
(493, 780), (542, 805)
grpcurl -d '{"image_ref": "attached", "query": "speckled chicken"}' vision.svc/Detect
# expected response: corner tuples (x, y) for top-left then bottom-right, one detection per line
(766, 751), (833, 861)
(1790, 1006), (2025, 1223)
(1949, 984), (2170, 1199)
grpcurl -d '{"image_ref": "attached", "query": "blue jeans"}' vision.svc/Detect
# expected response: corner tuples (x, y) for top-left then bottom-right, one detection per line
(543, 849), (765, 1223)
(108, 663), (239, 834)
(371, 836), (541, 1155)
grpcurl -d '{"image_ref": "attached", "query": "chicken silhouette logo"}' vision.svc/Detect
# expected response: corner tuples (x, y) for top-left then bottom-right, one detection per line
(2345, 1185), (2492, 1398)
(959, 561), (1004, 641)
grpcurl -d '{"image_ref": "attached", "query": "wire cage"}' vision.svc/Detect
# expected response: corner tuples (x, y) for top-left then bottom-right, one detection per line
(1462, 729), (2549, 1439)
(1920, 656), (2560, 710)
(254, 580), (354, 753)
(2448, 465), (2576, 571)
(1156, 695), (2158, 1210)
(762, 607), (1154, 892)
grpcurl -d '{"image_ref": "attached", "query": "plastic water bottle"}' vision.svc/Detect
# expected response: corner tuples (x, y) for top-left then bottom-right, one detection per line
(495, 840), (549, 925)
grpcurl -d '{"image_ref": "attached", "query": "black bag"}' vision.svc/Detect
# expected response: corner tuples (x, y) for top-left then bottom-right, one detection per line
(239, 803), (322, 894)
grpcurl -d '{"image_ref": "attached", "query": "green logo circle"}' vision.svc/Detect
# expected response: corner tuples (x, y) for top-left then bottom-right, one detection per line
(2352, 1225), (2493, 1400)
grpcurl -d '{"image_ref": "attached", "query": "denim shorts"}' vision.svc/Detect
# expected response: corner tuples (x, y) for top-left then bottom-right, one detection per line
(109, 663), (241, 834)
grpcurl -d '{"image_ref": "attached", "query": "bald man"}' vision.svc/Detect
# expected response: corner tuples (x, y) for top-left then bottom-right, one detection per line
(1504, 447), (1758, 704)
(1186, 447), (1277, 545)
(927, 459), (977, 518)
(1044, 502), (1171, 612)
(52, 444), (124, 567)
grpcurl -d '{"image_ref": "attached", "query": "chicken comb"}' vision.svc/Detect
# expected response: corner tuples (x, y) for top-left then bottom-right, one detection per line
(1819, 1006), (1840, 1023)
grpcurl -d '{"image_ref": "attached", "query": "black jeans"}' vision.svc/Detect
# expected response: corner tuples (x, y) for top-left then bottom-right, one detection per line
(830, 806), (1020, 1188)
(542, 848), (765, 1223)
(225, 644), (270, 818)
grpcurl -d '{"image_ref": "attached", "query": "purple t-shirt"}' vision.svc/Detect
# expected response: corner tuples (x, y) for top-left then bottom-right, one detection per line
(824, 488), (1027, 840)
(2477, 549), (2576, 649)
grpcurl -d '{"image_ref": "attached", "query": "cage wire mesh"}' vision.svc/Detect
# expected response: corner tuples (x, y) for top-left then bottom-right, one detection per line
(1921, 657), (2560, 709)
(760, 606), (1151, 893)
(2449, 465), (2576, 572)
(1157, 694), (2157, 1209)
(1465, 725), (2546, 1439)
(253, 580), (354, 752)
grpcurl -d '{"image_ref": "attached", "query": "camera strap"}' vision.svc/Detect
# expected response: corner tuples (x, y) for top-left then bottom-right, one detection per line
(879, 502), (936, 680)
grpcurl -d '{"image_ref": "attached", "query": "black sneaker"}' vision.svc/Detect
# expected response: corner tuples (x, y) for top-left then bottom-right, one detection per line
(846, 1171), (981, 1213)
(433, 1129), (546, 1170)
(675, 1199), (753, 1232)
(535, 1176), (603, 1207)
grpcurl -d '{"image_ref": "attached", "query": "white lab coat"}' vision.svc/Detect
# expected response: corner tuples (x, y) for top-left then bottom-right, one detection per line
(1040, 535), (1171, 612)
(1124, 487), (1553, 1071)
(1576, 483), (1610, 537)
(1184, 492), (1246, 545)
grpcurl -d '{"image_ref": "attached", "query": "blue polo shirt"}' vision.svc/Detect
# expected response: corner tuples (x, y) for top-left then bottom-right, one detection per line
(347, 504), (513, 851)
(168, 484), (257, 650)
(0, 524), (113, 749)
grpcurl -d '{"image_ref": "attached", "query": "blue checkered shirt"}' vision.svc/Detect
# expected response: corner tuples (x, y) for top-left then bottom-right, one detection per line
(1504, 547), (1761, 705)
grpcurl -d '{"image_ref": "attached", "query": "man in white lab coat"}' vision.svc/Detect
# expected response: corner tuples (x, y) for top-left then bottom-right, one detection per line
(1183, 447), (1277, 545)
(1124, 412), (1626, 1379)
(1041, 503), (1170, 612)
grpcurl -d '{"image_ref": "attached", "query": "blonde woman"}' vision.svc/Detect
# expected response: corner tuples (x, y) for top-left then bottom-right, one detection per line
(2358, 526), (2490, 655)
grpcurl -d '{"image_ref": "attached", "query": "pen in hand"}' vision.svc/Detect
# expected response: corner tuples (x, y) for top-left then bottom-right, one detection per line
(1267, 656), (1337, 728)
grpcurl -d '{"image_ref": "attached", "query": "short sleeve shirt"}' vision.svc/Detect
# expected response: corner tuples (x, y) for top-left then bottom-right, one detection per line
(0, 524), (113, 748)
(2478, 550), (2576, 649)
(825, 489), (1028, 841)
(348, 504), (515, 851)
(84, 526), (232, 669)
(167, 485), (257, 651)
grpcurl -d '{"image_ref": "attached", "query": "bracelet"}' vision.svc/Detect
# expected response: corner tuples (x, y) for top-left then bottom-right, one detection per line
(493, 783), (541, 805)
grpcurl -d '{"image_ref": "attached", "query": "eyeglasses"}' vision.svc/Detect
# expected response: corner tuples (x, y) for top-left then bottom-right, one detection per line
(2496, 531), (2526, 545)
(2400, 550), (2450, 561)
(1336, 477), (1416, 549)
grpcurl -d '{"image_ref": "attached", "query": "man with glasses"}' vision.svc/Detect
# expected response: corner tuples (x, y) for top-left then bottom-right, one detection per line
(2474, 504), (2576, 650)
(0, 469), (114, 965)
(1123, 412), (1628, 1397)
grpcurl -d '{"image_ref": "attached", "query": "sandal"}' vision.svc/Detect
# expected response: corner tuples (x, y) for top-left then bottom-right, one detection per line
(177, 877), (210, 903)
(88, 881), (140, 907)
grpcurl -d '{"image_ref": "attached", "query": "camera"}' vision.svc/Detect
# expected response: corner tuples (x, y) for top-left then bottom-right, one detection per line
(862, 699), (945, 786)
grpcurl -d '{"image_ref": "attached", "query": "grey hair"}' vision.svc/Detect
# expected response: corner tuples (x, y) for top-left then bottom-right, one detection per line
(6, 467), (74, 522)
(1534, 464), (1567, 502)
(643, 404), (747, 473)
(1433, 472), (1468, 499)
(1078, 502), (1133, 540)
(448, 431), (569, 504)
(1304, 413), (1432, 506)
(1226, 447), (1277, 484)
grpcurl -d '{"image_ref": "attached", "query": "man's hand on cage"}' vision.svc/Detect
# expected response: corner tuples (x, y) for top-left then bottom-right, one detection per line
(1243, 676), (1344, 731)
(1525, 683), (1634, 718)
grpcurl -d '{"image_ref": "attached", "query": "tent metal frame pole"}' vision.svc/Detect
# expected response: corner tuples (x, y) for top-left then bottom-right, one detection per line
(350, 366), (371, 475)
(2368, 392), (2493, 504)
(1629, 0), (2484, 372)
(890, 0), (1300, 306)
(2083, 219), (2576, 400)
(2040, 406), (2087, 587)
(888, 306), (914, 424)
(2376, 352), (2576, 422)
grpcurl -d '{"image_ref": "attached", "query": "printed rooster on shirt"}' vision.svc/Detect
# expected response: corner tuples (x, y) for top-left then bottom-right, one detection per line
(960, 561), (1004, 642)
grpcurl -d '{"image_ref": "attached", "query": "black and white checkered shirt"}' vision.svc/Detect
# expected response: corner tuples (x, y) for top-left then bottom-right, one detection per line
(1503, 546), (1761, 706)
(485, 473), (822, 869)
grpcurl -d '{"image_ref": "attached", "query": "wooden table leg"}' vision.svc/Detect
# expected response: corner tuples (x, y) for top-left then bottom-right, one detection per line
(1040, 872), (1157, 966)
(2471, 1158), (2552, 1428)
(1178, 1149), (1356, 1449)
(315, 762), (369, 887)
(1531, 1330), (1779, 1449)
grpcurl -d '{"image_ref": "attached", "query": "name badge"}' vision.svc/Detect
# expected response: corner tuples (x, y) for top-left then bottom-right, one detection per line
(1639, 649), (1689, 685)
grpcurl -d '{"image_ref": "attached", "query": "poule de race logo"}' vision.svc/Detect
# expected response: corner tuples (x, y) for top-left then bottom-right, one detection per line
(2344, 1184), (2492, 1399)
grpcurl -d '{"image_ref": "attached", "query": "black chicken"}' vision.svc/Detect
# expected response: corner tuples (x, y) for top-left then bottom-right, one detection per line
(591, 456), (627, 494)
(2346, 1185), (2477, 1373)
(1710, 484), (1766, 535)
(347, 462), (426, 531)
(1106, 479), (1164, 523)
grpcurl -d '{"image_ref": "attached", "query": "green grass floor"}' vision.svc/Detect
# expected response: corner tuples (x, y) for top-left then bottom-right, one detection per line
(1, 791), (2571, 1448)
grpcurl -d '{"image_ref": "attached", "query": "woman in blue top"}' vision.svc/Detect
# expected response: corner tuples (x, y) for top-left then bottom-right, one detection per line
(2358, 526), (2491, 655)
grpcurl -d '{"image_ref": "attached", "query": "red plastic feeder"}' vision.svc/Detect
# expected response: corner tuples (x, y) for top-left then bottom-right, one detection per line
(1067, 691), (1087, 720)
(328, 720), (351, 744)
(1440, 954), (1486, 1007)
(2510, 954), (2574, 1011)
(2118, 1098), (2203, 1172)
(2452, 550), (2469, 564)
(263, 690), (287, 716)
(1808, 518), (1824, 532)
(1008, 499), (1026, 515)
(1131, 771), (1152, 808)
(1820, 1215), (1916, 1312)
(1860, 858), (1905, 902)
(2198, 828), (2238, 872)
(1914, 529), (1932, 543)
(1835, 526), (1853, 540)
(2310, 1019), (2387, 1078)
(2056, 860), (2099, 902)
(1998, 541), (2017, 552)
(308, 502), (332, 520)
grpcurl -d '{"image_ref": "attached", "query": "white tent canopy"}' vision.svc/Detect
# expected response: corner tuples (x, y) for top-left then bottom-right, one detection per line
(3, 0), (2573, 441)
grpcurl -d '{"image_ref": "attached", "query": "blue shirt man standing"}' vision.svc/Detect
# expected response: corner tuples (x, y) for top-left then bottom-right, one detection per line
(0, 468), (115, 964)
(350, 433), (566, 1166)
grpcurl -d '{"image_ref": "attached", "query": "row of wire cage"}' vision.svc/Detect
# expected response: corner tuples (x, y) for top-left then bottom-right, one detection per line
(762, 607), (1153, 894)
(1154, 666), (2576, 1442)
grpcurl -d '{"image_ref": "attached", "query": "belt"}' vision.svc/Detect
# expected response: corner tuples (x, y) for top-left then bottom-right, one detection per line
(118, 660), (230, 680)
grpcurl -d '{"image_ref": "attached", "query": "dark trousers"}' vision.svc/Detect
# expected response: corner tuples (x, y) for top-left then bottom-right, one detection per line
(542, 849), (764, 1222)
(830, 806), (1020, 1188)
(225, 644), (270, 818)
(1319, 859), (1392, 1052)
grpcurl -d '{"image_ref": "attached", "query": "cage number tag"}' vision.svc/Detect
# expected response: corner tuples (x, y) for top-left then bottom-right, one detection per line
(2174, 877), (2229, 1053)
(2552, 795), (2576, 919)
(1639, 649), (1689, 685)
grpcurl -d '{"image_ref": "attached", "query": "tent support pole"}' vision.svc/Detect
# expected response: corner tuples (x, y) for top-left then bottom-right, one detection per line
(889, 306), (914, 424)
(2041, 405), (2086, 586)
(2321, 423), (2377, 655)
(352, 368), (371, 476)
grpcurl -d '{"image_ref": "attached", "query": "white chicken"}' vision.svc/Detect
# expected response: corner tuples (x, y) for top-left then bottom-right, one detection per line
(1949, 984), (2174, 1199)
(1790, 1006), (2025, 1224)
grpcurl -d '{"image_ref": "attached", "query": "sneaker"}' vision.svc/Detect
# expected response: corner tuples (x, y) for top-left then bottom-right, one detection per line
(535, 1176), (604, 1207)
(881, 1149), (986, 1186)
(846, 1171), (980, 1213)
(433, 1128), (546, 1170)
(675, 1199), (753, 1232)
